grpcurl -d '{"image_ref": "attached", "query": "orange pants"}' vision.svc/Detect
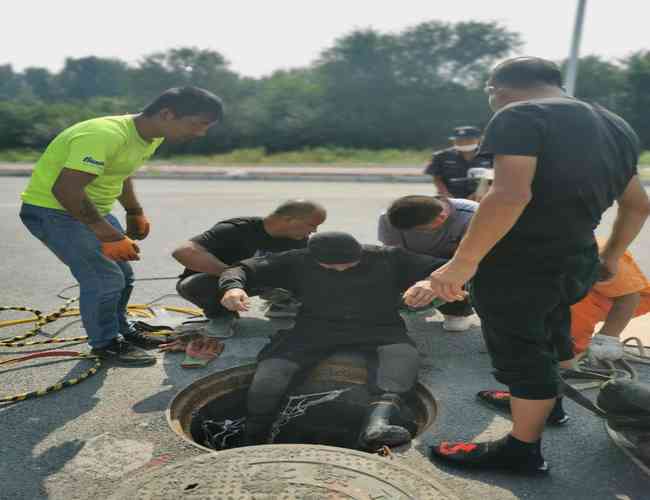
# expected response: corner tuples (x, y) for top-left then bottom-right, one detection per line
(571, 292), (650, 353)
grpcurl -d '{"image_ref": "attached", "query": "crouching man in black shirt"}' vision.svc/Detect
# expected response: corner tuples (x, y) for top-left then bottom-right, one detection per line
(218, 232), (444, 449)
(426, 57), (650, 474)
(172, 200), (326, 338)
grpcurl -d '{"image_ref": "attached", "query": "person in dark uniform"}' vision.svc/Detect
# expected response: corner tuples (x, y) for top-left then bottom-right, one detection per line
(218, 231), (444, 449)
(424, 126), (494, 200)
(422, 57), (650, 474)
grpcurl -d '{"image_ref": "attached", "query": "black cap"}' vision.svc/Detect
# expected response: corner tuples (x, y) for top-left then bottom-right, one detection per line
(451, 126), (481, 139)
(308, 231), (362, 264)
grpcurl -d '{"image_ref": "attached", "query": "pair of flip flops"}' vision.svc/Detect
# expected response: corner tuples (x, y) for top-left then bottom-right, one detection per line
(159, 334), (225, 368)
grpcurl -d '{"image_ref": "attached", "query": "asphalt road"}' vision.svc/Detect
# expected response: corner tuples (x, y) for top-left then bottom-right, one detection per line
(1, 177), (649, 500)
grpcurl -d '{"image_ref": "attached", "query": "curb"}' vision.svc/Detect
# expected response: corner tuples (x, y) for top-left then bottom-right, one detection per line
(2, 166), (649, 185)
(134, 172), (430, 183)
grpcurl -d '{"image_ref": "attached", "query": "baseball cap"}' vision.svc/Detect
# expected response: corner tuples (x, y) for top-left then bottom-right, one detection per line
(450, 126), (481, 139)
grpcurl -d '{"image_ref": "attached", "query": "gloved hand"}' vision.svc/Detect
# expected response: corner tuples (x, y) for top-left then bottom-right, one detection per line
(125, 210), (150, 240)
(101, 237), (140, 261)
(159, 336), (193, 352)
(588, 334), (624, 361)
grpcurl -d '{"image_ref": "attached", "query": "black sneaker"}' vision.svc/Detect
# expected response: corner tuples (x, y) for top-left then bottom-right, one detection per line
(548, 407), (570, 426)
(430, 435), (549, 475)
(476, 390), (570, 426)
(122, 325), (168, 348)
(91, 338), (156, 366)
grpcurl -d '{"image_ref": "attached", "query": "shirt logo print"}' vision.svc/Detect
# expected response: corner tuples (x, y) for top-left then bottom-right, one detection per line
(82, 156), (105, 167)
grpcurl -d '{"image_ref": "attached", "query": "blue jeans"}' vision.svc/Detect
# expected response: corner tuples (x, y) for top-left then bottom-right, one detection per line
(19, 203), (134, 349)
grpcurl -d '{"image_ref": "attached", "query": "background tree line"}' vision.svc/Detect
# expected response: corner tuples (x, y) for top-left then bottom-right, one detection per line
(1, 20), (648, 156)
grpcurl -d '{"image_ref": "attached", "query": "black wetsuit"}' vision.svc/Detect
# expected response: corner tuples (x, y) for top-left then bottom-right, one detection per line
(218, 245), (445, 416)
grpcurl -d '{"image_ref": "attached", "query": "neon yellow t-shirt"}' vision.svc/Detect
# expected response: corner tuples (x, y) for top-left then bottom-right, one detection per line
(21, 115), (164, 215)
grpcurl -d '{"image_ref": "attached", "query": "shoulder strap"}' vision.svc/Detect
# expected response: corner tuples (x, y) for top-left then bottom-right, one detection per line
(559, 378), (607, 417)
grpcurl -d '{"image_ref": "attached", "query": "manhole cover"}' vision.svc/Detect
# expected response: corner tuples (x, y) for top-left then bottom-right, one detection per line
(108, 444), (457, 500)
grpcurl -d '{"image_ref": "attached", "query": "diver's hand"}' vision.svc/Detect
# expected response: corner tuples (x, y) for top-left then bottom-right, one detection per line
(403, 280), (437, 308)
(221, 288), (251, 312)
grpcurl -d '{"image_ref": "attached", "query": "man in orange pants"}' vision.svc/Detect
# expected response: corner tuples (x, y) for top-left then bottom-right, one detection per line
(571, 247), (650, 358)
(477, 243), (650, 424)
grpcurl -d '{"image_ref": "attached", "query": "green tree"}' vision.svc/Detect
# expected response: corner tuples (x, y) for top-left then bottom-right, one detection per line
(315, 29), (400, 148)
(23, 67), (59, 101)
(0, 98), (129, 150)
(0, 64), (25, 100)
(621, 51), (650, 149)
(130, 47), (238, 101)
(57, 56), (130, 99)
(562, 55), (626, 110)
(313, 21), (519, 149)
(252, 69), (325, 151)
(393, 21), (522, 89)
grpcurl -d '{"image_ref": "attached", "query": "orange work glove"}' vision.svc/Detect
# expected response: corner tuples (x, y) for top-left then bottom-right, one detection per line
(125, 209), (150, 240)
(101, 237), (140, 261)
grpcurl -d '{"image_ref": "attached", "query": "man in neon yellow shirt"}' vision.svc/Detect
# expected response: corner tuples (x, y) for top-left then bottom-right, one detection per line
(20, 86), (223, 365)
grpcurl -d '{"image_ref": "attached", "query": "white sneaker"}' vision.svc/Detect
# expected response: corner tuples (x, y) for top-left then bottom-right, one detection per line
(442, 315), (472, 332)
(588, 334), (624, 361)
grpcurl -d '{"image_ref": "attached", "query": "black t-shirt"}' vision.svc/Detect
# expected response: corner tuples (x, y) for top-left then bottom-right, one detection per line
(179, 217), (307, 279)
(424, 148), (494, 198)
(479, 97), (639, 264)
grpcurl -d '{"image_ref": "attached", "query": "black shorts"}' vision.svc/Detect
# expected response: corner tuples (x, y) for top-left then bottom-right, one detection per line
(471, 244), (599, 399)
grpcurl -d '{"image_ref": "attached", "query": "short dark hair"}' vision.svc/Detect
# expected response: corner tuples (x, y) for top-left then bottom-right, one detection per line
(490, 57), (563, 89)
(387, 196), (444, 230)
(142, 86), (224, 121)
(271, 199), (326, 218)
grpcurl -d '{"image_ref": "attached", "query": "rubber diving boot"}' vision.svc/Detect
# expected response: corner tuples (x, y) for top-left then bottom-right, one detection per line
(358, 393), (412, 450)
(243, 415), (275, 446)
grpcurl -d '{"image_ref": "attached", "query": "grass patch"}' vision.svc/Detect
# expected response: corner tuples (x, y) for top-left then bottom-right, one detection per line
(2, 147), (649, 169)
(0, 149), (42, 162)
(639, 151), (650, 166)
(637, 152), (650, 182)
(640, 167), (650, 182)
(160, 147), (432, 166)
(0, 147), (431, 166)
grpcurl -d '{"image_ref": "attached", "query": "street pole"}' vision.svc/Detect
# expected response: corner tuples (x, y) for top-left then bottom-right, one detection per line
(565, 0), (588, 96)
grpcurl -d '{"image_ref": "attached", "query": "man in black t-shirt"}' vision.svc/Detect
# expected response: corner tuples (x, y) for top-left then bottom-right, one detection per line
(421, 57), (650, 475)
(424, 126), (494, 200)
(172, 199), (326, 337)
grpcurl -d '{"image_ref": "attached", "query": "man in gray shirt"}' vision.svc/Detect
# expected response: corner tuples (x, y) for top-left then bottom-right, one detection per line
(378, 195), (477, 330)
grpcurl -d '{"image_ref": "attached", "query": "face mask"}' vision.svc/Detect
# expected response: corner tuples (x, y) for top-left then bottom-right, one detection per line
(455, 144), (478, 152)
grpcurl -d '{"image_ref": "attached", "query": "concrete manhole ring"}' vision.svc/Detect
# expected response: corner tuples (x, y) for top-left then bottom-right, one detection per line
(167, 356), (438, 452)
(107, 444), (458, 500)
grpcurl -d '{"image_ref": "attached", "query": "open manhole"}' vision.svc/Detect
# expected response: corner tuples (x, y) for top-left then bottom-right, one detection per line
(167, 352), (437, 452)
